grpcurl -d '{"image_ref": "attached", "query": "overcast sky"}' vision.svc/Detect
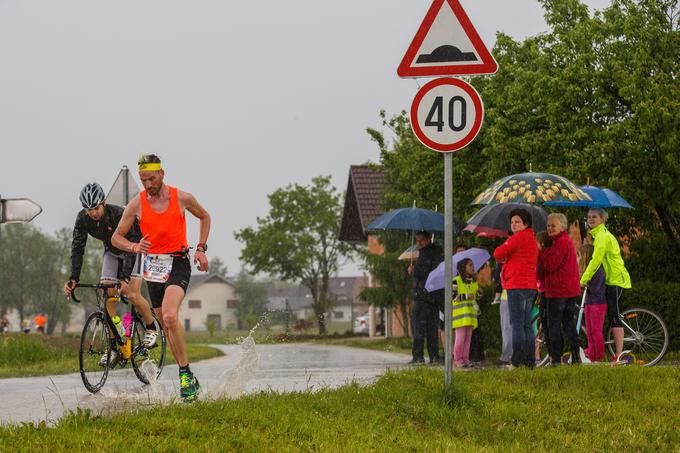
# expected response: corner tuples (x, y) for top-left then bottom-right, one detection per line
(0, 0), (611, 276)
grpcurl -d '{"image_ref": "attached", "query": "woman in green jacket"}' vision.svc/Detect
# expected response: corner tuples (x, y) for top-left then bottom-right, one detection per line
(580, 208), (631, 361)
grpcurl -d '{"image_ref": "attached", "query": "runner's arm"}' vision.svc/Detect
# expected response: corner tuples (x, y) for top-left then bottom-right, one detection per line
(180, 190), (211, 271)
(180, 191), (211, 246)
(580, 235), (605, 285)
(69, 213), (88, 282)
(112, 196), (148, 253)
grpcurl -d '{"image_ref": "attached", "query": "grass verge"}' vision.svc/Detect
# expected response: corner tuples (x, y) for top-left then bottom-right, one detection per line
(310, 336), (412, 355)
(0, 366), (677, 451)
(0, 334), (222, 378)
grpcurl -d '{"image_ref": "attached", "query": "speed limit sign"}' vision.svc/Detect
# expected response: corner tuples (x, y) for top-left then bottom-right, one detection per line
(410, 77), (484, 153)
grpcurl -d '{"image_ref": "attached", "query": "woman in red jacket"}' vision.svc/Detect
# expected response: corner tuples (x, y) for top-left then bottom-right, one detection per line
(538, 213), (582, 365)
(493, 208), (539, 369)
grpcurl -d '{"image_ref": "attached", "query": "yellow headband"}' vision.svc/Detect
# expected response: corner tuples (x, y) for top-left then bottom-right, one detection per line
(138, 163), (161, 172)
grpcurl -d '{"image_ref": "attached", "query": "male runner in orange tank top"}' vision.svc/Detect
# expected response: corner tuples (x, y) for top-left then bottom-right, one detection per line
(112, 154), (211, 402)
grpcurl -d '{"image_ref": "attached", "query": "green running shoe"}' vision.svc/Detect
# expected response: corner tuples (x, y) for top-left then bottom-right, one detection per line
(179, 371), (200, 402)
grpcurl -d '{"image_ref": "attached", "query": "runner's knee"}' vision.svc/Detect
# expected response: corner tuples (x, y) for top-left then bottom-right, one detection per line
(163, 311), (179, 328)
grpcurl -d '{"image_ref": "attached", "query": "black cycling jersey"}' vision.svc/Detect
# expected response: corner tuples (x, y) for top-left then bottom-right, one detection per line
(69, 204), (142, 282)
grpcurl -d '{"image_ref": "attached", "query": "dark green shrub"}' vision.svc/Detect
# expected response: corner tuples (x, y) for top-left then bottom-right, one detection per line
(626, 281), (680, 352)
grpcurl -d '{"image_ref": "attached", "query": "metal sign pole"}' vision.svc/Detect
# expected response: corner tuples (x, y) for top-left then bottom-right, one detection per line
(444, 152), (453, 388)
(123, 165), (129, 205)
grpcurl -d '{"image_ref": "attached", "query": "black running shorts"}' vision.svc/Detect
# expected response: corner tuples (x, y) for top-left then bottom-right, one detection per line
(605, 285), (625, 328)
(146, 256), (191, 308)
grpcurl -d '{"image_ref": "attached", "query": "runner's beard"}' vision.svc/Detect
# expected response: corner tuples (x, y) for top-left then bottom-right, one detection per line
(147, 182), (163, 197)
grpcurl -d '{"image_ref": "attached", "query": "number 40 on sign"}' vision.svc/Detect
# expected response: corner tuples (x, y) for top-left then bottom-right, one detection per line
(410, 78), (484, 153)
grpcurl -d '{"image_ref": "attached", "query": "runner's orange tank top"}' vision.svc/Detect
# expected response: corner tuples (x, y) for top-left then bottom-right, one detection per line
(139, 186), (188, 254)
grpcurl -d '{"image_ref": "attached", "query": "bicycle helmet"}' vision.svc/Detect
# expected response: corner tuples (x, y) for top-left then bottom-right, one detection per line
(79, 182), (106, 209)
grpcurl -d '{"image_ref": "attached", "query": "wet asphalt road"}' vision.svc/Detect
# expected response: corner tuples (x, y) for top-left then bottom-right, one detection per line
(0, 343), (409, 426)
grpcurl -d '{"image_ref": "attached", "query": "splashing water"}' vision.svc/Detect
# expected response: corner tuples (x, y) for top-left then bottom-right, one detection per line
(138, 359), (167, 402)
(77, 314), (268, 415)
(211, 320), (262, 399)
(76, 358), (172, 417)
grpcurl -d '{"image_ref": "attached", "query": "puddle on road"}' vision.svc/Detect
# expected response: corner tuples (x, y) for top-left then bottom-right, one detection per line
(75, 323), (262, 416)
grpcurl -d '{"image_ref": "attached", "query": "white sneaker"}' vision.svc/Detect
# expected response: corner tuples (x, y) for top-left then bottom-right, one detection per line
(99, 349), (119, 367)
(143, 329), (158, 348)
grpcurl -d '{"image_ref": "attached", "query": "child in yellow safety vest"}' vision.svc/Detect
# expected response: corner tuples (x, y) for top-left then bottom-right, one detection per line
(453, 258), (482, 368)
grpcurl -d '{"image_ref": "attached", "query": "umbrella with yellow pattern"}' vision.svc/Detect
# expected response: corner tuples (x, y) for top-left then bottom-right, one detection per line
(471, 172), (592, 205)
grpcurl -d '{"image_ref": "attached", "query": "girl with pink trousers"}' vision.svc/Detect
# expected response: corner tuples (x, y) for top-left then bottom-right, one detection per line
(579, 244), (607, 361)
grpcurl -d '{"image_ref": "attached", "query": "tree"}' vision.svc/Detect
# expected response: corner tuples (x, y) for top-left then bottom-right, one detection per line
(208, 256), (228, 278)
(0, 224), (36, 323)
(359, 232), (413, 337)
(233, 269), (269, 331)
(235, 176), (354, 335)
(370, 0), (680, 279)
(28, 228), (71, 335)
(0, 224), (103, 334)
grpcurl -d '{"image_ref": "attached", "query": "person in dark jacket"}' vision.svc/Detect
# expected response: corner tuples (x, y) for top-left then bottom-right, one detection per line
(63, 183), (158, 363)
(538, 213), (581, 365)
(493, 208), (539, 369)
(407, 231), (443, 364)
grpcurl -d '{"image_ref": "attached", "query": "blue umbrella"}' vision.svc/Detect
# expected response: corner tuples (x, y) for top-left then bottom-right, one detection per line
(366, 207), (454, 233)
(544, 185), (633, 209)
(425, 247), (490, 293)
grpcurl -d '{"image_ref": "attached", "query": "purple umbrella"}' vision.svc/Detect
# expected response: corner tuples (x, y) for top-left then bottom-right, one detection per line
(425, 247), (491, 293)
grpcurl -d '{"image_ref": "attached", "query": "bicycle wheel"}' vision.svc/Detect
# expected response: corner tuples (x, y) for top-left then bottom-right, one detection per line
(130, 312), (166, 384)
(79, 311), (111, 393)
(606, 308), (669, 366)
(532, 313), (550, 367)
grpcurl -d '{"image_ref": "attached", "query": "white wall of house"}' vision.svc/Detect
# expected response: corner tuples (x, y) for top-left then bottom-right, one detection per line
(179, 280), (239, 332)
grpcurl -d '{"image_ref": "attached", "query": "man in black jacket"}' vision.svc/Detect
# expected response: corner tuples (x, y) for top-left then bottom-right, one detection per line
(63, 183), (157, 365)
(407, 231), (443, 364)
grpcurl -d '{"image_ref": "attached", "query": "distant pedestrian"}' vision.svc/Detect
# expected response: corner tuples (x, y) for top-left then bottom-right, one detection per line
(21, 319), (31, 334)
(0, 313), (10, 333)
(408, 231), (443, 365)
(33, 313), (47, 335)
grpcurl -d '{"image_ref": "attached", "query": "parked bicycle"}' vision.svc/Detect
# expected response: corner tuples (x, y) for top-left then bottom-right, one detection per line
(69, 282), (167, 393)
(533, 291), (668, 367)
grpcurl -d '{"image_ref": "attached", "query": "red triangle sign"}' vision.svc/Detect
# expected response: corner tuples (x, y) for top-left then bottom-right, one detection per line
(397, 0), (498, 77)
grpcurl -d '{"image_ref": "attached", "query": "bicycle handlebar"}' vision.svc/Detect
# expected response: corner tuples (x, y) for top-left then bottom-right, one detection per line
(68, 282), (120, 304)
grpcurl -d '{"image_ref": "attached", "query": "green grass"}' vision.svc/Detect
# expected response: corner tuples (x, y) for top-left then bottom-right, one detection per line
(0, 334), (222, 378)
(0, 366), (677, 451)
(312, 336), (412, 355)
(185, 325), (357, 346)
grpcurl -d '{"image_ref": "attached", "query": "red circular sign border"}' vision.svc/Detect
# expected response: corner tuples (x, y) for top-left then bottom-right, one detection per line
(410, 77), (484, 153)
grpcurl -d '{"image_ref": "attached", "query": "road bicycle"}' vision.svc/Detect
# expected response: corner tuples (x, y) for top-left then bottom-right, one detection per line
(533, 291), (668, 367)
(70, 283), (166, 393)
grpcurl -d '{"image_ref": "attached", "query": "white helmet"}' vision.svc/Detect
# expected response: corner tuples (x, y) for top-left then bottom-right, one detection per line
(79, 183), (105, 209)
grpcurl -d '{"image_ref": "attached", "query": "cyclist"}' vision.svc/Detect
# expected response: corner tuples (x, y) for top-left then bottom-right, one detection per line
(63, 182), (158, 365)
(112, 154), (211, 403)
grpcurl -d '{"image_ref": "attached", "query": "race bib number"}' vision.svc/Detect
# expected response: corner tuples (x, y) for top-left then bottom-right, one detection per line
(142, 254), (173, 283)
